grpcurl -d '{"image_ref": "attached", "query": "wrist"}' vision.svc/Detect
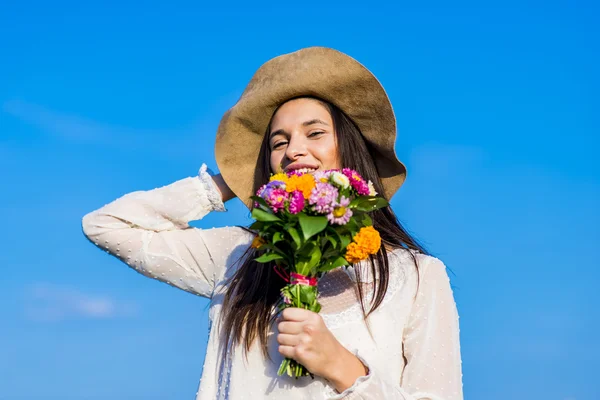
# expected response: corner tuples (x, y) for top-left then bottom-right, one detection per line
(210, 173), (236, 203)
(326, 347), (369, 393)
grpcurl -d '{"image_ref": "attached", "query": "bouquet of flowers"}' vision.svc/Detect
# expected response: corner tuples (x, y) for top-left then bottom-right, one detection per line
(249, 167), (389, 378)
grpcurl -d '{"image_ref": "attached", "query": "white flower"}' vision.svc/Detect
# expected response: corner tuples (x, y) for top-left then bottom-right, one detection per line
(331, 171), (350, 188)
(368, 181), (377, 196)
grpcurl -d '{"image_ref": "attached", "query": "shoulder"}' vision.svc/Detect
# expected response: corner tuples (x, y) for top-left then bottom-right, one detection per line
(385, 248), (445, 270)
(386, 249), (450, 285)
(413, 253), (451, 284)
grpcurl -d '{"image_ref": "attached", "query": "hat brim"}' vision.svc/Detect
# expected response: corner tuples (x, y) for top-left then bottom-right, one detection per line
(215, 47), (406, 209)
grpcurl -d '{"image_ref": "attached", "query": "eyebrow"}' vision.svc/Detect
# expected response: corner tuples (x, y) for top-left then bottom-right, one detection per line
(269, 119), (329, 140)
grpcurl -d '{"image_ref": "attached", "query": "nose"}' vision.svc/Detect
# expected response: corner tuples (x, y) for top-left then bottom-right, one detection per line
(284, 135), (307, 161)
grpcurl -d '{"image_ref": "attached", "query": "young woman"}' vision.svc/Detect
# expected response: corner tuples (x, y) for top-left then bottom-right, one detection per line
(82, 47), (463, 399)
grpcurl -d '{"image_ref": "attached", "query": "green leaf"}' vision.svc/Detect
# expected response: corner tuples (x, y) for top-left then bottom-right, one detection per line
(273, 231), (283, 244)
(255, 253), (284, 263)
(264, 243), (286, 257)
(249, 221), (265, 231)
(362, 214), (373, 227)
(295, 260), (309, 276)
(306, 245), (322, 270)
(340, 234), (351, 249)
(351, 196), (389, 212)
(345, 218), (359, 234)
(322, 256), (350, 272)
(326, 235), (338, 248)
(298, 214), (328, 240)
(322, 247), (339, 260)
(251, 208), (282, 222)
(298, 285), (318, 305)
(288, 227), (302, 249)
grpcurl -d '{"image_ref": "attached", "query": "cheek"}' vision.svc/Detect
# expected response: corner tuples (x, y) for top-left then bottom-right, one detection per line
(319, 138), (340, 168)
(270, 151), (282, 172)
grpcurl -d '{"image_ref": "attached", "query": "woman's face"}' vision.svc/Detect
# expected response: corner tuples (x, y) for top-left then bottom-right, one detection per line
(269, 98), (340, 174)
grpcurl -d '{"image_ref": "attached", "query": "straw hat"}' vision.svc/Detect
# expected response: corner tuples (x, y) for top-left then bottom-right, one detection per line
(215, 46), (406, 208)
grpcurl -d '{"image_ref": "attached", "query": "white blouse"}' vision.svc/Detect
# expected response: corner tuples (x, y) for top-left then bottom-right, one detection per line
(81, 164), (463, 400)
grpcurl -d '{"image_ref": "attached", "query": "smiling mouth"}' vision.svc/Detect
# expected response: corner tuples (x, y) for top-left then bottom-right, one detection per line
(287, 167), (318, 174)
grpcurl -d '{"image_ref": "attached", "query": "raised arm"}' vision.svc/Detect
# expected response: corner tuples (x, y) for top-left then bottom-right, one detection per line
(81, 164), (253, 298)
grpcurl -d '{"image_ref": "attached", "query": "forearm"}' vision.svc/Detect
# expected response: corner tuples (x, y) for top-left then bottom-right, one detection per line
(326, 347), (369, 393)
(211, 173), (236, 203)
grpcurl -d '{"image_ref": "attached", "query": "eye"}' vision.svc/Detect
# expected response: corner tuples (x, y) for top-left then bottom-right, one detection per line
(272, 141), (287, 149)
(309, 131), (324, 138)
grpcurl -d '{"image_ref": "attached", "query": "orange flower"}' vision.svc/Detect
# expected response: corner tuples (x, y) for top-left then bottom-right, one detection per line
(345, 242), (370, 263)
(344, 226), (382, 263)
(355, 226), (381, 254)
(285, 174), (316, 199)
(251, 236), (266, 249)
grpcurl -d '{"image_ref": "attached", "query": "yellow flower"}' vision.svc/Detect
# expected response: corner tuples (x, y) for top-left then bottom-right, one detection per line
(285, 174), (316, 199)
(344, 226), (382, 263)
(270, 173), (288, 184)
(251, 236), (266, 249)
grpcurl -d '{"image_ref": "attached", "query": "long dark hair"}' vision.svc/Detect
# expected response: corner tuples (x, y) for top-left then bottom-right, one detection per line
(221, 96), (427, 358)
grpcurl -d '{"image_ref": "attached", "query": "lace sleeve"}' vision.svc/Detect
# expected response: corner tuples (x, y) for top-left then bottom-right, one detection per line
(81, 164), (254, 298)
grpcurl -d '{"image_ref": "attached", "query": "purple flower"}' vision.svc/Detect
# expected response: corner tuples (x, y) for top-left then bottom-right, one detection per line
(266, 188), (287, 212)
(327, 196), (353, 225)
(288, 190), (305, 214)
(309, 182), (338, 214)
(259, 180), (286, 200)
(256, 184), (267, 197)
(267, 180), (286, 190)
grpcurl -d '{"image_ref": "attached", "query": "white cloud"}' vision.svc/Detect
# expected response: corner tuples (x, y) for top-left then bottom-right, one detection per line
(24, 282), (138, 322)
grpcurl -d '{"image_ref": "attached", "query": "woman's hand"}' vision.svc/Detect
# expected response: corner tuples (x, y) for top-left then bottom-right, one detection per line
(211, 173), (236, 202)
(277, 308), (368, 393)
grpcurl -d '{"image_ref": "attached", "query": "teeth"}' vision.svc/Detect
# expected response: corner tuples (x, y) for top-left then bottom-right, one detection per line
(295, 168), (317, 174)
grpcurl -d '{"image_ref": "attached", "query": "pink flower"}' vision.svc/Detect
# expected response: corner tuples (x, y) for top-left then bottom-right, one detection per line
(342, 168), (370, 195)
(327, 196), (353, 225)
(258, 180), (286, 201)
(313, 170), (333, 183)
(256, 184), (267, 197)
(288, 190), (305, 214)
(266, 188), (287, 212)
(309, 182), (338, 214)
(255, 184), (268, 207)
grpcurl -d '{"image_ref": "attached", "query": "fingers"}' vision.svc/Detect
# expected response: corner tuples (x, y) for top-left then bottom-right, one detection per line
(277, 321), (304, 335)
(278, 345), (295, 359)
(281, 307), (313, 322)
(276, 333), (298, 346)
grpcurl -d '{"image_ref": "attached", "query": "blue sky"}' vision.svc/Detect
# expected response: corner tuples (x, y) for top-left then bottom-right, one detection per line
(1, 1), (598, 399)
